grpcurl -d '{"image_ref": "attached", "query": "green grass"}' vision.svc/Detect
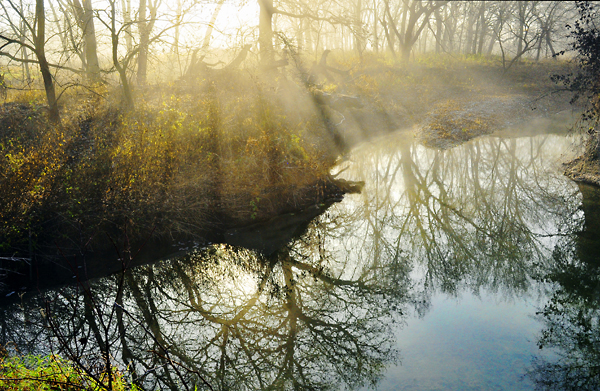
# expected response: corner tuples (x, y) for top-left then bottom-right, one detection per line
(0, 354), (137, 391)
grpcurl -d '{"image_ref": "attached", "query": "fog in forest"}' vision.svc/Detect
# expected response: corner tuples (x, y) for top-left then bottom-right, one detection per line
(2, 1), (600, 391)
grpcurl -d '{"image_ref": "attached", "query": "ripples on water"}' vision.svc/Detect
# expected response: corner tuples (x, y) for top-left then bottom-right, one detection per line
(3, 132), (600, 391)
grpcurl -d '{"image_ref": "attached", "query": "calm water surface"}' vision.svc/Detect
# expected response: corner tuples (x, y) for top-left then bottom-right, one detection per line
(3, 131), (600, 391)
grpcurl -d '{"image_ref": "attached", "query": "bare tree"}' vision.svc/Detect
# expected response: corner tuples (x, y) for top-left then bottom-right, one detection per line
(258, 0), (275, 65)
(137, 0), (160, 85)
(71, 0), (101, 82)
(383, 0), (447, 62)
(0, 0), (60, 121)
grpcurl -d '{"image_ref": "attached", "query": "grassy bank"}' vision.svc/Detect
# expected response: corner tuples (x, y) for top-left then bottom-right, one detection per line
(0, 69), (345, 258)
(0, 352), (136, 390)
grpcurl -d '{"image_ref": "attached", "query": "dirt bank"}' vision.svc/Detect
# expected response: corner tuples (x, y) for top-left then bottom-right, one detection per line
(416, 92), (574, 149)
(563, 136), (600, 187)
(331, 56), (577, 151)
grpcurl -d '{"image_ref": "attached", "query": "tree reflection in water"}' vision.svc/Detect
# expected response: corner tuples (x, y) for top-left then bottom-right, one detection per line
(329, 134), (581, 299)
(2, 133), (598, 390)
(2, 242), (406, 390)
(527, 183), (600, 391)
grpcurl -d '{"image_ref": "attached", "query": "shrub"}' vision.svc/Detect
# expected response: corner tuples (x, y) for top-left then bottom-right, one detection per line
(0, 353), (136, 391)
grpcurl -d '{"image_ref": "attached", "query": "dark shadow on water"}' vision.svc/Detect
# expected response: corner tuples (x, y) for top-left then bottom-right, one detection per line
(527, 183), (600, 391)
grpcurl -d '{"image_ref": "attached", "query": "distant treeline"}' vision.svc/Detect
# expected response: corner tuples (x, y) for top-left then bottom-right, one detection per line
(0, 1), (576, 94)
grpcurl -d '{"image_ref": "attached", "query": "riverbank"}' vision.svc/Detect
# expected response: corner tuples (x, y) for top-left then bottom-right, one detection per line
(563, 136), (600, 187)
(0, 54), (580, 282)
(0, 69), (348, 264)
(343, 54), (577, 149)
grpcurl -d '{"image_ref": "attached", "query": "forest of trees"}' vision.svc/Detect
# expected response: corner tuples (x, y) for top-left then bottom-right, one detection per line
(0, 0), (578, 110)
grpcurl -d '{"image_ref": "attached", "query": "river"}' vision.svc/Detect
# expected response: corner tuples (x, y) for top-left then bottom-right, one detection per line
(2, 129), (599, 391)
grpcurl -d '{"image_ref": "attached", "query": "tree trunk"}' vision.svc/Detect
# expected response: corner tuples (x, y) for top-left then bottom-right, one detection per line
(137, 0), (149, 85)
(353, 0), (363, 57)
(110, 0), (134, 108)
(464, 4), (475, 54)
(82, 0), (100, 82)
(20, 18), (31, 84)
(35, 0), (59, 121)
(434, 7), (443, 53)
(303, 18), (313, 52)
(172, 0), (181, 53)
(486, 17), (501, 55)
(471, 9), (480, 54)
(48, 1), (68, 51)
(476, 2), (487, 55)
(443, 3), (457, 52)
(386, 12), (396, 51)
(71, 0), (100, 81)
(258, 0), (274, 66)
(202, 0), (226, 50)
(381, 18), (396, 57)
(545, 30), (556, 58)
(121, 0), (133, 52)
(515, 1), (525, 63)
(372, 0), (378, 52)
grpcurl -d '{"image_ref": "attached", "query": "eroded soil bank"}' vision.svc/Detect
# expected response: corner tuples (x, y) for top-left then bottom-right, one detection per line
(563, 136), (600, 187)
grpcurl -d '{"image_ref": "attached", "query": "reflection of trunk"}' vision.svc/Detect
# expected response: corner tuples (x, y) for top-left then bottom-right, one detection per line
(576, 183), (600, 263)
(282, 258), (299, 380)
(115, 300), (136, 381)
(126, 272), (179, 390)
(83, 293), (108, 358)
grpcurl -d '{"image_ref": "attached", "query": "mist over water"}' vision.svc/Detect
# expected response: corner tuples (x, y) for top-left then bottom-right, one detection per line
(1, 1), (597, 390)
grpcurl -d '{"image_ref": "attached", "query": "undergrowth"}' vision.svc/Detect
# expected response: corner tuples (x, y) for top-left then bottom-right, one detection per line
(0, 53), (574, 258)
(0, 353), (136, 391)
(0, 70), (341, 256)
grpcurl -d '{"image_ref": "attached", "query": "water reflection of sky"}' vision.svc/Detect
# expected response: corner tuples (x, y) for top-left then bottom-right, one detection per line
(329, 132), (582, 390)
(377, 292), (543, 390)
